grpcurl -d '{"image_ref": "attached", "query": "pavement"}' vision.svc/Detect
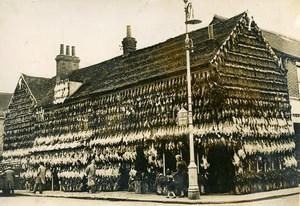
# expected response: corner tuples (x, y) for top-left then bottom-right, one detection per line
(12, 186), (300, 204)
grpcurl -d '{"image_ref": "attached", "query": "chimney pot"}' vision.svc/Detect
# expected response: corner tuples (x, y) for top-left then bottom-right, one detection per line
(208, 24), (214, 39)
(127, 25), (131, 37)
(60, 44), (64, 55)
(56, 44), (80, 84)
(72, 46), (75, 56)
(66, 45), (70, 55)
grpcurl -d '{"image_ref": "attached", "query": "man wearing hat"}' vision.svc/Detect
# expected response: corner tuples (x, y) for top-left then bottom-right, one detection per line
(1, 166), (15, 195)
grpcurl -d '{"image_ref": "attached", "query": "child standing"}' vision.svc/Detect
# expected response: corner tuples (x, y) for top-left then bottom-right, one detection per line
(166, 175), (176, 198)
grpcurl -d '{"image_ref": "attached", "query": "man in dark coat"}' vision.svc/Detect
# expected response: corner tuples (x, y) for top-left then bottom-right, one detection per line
(1, 166), (15, 195)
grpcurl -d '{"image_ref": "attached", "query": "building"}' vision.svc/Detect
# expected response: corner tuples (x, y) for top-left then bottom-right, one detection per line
(0, 92), (12, 156)
(211, 14), (300, 174)
(2, 12), (298, 194)
(261, 30), (300, 166)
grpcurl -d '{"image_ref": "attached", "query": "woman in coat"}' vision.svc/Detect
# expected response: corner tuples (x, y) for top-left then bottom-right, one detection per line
(175, 155), (188, 197)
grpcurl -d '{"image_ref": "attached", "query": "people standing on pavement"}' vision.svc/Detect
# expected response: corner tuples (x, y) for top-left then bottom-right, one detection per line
(175, 154), (188, 197)
(33, 162), (46, 194)
(166, 174), (176, 198)
(85, 159), (96, 193)
(1, 166), (15, 195)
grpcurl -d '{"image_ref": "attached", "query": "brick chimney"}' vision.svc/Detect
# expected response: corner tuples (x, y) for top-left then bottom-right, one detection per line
(55, 44), (80, 83)
(122, 25), (137, 56)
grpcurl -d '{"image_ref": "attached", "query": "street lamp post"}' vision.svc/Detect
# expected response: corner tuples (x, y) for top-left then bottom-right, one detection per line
(183, 0), (201, 200)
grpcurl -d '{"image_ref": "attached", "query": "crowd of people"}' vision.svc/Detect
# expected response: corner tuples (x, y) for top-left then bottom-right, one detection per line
(1, 154), (189, 198)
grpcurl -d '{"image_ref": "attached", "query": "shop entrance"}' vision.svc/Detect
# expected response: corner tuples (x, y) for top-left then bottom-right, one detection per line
(49, 167), (61, 191)
(164, 143), (189, 174)
(206, 144), (234, 193)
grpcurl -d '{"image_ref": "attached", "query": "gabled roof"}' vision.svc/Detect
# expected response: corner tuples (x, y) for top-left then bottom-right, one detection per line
(66, 12), (246, 100)
(209, 14), (300, 59)
(21, 74), (54, 105)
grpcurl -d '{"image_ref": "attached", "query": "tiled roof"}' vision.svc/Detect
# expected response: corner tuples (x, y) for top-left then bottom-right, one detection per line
(14, 12), (300, 107)
(261, 30), (300, 58)
(36, 78), (56, 107)
(19, 12), (246, 106)
(67, 12), (246, 99)
(22, 74), (54, 105)
(209, 14), (300, 59)
(210, 14), (228, 25)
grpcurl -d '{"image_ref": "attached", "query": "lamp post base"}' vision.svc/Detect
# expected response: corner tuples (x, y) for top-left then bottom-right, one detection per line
(188, 188), (200, 200)
(188, 162), (200, 200)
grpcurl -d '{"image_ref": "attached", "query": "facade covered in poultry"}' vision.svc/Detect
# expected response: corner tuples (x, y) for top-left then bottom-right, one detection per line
(2, 12), (298, 194)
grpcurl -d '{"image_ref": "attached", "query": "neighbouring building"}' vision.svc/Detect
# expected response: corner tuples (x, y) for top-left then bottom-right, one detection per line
(2, 12), (298, 194)
(261, 30), (300, 167)
(0, 92), (12, 156)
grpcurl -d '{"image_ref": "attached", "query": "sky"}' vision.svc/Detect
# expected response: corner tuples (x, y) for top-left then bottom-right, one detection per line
(0, 0), (300, 93)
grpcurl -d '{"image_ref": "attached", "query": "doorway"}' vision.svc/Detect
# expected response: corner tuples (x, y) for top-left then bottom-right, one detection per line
(206, 144), (234, 193)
